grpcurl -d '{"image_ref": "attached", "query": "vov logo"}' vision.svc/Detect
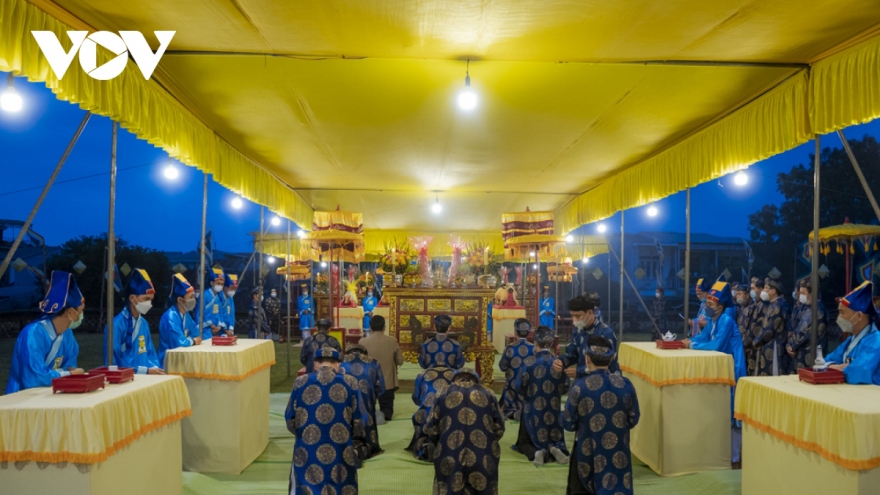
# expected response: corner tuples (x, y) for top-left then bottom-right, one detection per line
(31, 31), (175, 80)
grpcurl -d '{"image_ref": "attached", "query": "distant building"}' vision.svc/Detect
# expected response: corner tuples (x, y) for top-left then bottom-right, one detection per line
(0, 220), (59, 312)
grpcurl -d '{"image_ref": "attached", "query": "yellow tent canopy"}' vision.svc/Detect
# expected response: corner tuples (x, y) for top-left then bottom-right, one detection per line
(808, 224), (880, 242)
(4, 0), (880, 233)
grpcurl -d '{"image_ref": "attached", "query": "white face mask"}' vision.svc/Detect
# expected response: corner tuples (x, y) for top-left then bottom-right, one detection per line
(573, 319), (587, 330)
(271, 293), (277, 298)
(750, 290), (757, 300)
(135, 300), (152, 315)
(760, 291), (770, 302)
(792, 291), (797, 300)
(213, 284), (224, 293)
(655, 293), (661, 298)
(227, 290), (236, 297)
(799, 294), (809, 305)
(736, 295), (746, 305)
(837, 314), (856, 334)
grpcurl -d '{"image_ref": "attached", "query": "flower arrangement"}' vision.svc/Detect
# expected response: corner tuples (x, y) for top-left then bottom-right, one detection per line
(379, 240), (413, 273)
(463, 241), (502, 277)
(315, 273), (329, 293)
(409, 236), (433, 287)
(356, 271), (375, 292)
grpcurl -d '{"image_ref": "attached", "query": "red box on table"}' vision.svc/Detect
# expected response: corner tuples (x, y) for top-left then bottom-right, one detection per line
(88, 366), (135, 384)
(797, 367), (845, 384)
(52, 374), (106, 394)
(655, 340), (687, 350)
(212, 335), (237, 346)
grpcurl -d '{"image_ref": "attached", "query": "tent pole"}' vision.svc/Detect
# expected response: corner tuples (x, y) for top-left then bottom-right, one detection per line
(287, 220), (292, 376)
(106, 121), (118, 366)
(811, 136), (821, 359)
(684, 188), (692, 337)
(837, 130), (880, 223)
(0, 112), (91, 281)
(198, 174), (207, 338)
(257, 207), (264, 337)
(607, 241), (660, 336)
(619, 211), (625, 344)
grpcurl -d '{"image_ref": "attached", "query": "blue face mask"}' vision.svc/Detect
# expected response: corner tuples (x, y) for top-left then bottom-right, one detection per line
(704, 306), (718, 318)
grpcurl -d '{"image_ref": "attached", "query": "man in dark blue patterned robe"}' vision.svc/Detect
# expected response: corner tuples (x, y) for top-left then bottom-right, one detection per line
(498, 318), (535, 420)
(554, 295), (620, 379)
(754, 279), (788, 376)
(340, 344), (386, 460)
(407, 365), (456, 460)
(285, 347), (367, 495)
(419, 315), (465, 369)
(423, 368), (505, 495)
(300, 318), (342, 373)
(562, 336), (640, 495)
(514, 325), (570, 466)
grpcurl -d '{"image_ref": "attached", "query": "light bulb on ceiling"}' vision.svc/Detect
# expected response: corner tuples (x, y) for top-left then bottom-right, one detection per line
(163, 164), (179, 180)
(271, 216), (281, 226)
(320, 261), (327, 268)
(529, 251), (536, 257)
(1, 73), (23, 113)
(565, 235), (574, 243)
(297, 230), (306, 238)
(231, 197), (243, 209)
(734, 170), (749, 186)
(647, 204), (658, 217)
(582, 257), (590, 265)
(432, 193), (442, 214)
(457, 60), (477, 111)
(597, 223), (607, 234)
(533, 264), (538, 269)
(267, 256), (276, 264)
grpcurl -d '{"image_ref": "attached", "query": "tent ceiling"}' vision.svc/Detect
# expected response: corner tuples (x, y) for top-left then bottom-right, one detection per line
(41, 0), (880, 231)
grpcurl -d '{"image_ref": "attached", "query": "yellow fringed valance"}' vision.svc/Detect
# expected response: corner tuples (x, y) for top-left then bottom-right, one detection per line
(164, 339), (276, 381)
(734, 375), (880, 471)
(363, 231), (504, 259)
(0, 0), (313, 229)
(618, 342), (736, 388)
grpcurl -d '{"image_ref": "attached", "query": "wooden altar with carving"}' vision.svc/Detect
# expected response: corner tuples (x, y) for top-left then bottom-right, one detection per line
(383, 287), (496, 385)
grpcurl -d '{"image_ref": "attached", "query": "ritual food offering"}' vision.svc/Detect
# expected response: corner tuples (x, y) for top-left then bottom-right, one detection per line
(88, 366), (135, 384)
(51, 374), (106, 394)
(212, 335), (238, 346)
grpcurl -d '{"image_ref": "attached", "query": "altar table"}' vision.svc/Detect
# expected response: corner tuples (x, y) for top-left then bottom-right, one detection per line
(165, 338), (275, 474)
(336, 306), (364, 331)
(492, 307), (526, 353)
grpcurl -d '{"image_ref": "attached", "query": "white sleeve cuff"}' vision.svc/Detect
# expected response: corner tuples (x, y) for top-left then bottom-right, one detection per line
(186, 337), (194, 345)
(58, 370), (71, 377)
(137, 366), (148, 375)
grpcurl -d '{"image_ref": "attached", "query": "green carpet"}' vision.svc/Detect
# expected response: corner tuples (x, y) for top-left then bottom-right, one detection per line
(182, 393), (741, 495)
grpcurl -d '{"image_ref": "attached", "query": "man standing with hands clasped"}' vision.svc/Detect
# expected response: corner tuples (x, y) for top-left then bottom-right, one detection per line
(553, 295), (619, 379)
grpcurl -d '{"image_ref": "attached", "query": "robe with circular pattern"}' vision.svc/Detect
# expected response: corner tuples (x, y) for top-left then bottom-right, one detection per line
(515, 349), (570, 455)
(284, 367), (367, 495)
(341, 353), (386, 458)
(498, 338), (535, 418)
(408, 366), (456, 459)
(423, 377), (506, 495)
(419, 334), (465, 369)
(562, 369), (640, 495)
(300, 332), (343, 373)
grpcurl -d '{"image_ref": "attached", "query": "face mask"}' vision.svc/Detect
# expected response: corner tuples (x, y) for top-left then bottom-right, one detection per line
(704, 306), (717, 318)
(792, 291), (797, 300)
(760, 291), (770, 302)
(194, 292), (200, 299)
(303, 292), (309, 297)
(837, 314), (855, 334)
(799, 294), (808, 305)
(213, 284), (224, 293)
(271, 293), (277, 298)
(573, 319), (587, 330)
(656, 293), (661, 298)
(750, 290), (757, 300)
(68, 309), (84, 330)
(135, 300), (152, 315)
(227, 290), (236, 297)
(183, 298), (196, 312)
(260, 295), (264, 302)
(368, 292), (373, 297)
(736, 296), (746, 305)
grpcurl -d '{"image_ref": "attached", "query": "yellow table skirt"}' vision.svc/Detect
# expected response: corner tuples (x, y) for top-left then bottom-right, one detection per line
(337, 306), (364, 331)
(372, 306), (390, 325)
(492, 308), (525, 353)
(0, 375), (191, 464)
(735, 375), (880, 471)
(164, 338), (276, 381)
(619, 342), (735, 387)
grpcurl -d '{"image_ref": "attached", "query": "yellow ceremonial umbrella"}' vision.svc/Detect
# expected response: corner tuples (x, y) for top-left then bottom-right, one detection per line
(303, 229), (365, 326)
(504, 233), (566, 326)
(808, 220), (880, 291)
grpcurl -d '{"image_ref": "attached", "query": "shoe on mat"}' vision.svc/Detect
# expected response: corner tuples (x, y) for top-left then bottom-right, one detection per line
(550, 447), (569, 465)
(376, 411), (387, 425)
(534, 450), (546, 467)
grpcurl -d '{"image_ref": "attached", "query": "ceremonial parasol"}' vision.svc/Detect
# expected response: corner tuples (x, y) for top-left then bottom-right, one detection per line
(808, 219), (880, 291)
(505, 233), (566, 327)
(303, 228), (365, 326)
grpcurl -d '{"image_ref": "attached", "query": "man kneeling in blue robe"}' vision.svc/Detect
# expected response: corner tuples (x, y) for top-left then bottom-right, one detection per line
(104, 268), (164, 375)
(499, 317), (535, 420)
(406, 365), (456, 460)
(6, 271), (85, 393)
(825, 281), (880, 385)
(341, 344), (386, 459)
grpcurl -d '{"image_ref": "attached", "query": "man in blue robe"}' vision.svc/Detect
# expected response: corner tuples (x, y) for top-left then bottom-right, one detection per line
(406, 365), (456, 460)
(222, 273), (238, 334)
(499, 318), (535, 420)
(788, 279), (829, 371)
(554, 295), (620, 378)
(200, 267), (229, 340)
(826, 281), (880, 385)
(540, 286), (556, 329)
(419, 315), (465, 369)
(158, 273), (202, 365)
(6, 271), (85, 393)
(285, 347), (367, 495)
(688, 278), (713, 337)
(340, 344), (386, 459)
(683, 280), (747, 468)
(514, 325), (570, 466)
(423, 368), (505, 495)
(104, 268), (163, 375)
(300, 318), (342, 373)
(754, 278), (788, 376)
(362, 287), (378, 331)
(562, 336), (640, 495)
(297, 284), (315, 341)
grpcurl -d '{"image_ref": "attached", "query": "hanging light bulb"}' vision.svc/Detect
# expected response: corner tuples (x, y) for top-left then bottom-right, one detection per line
(163, 164), (179, 180)
(267, 256), (276, 264)
(734, 170), (749, 186)
(529, 251), (536, 257)
(432, 193), (442, 214)
(565, 235), (574, 243)
(231, 197), (243, 209)
(1, 73), (23, 113)
(582, 257), (590, 265)
(597, 223), (607, 234)
(297, 230), (306, 238)
(271, 216), (281, 226)
(647, 204), (658, 217)
(320, 261), (327, 268)
(457, 60), (477, 111)
(533, 264), (538, 269)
